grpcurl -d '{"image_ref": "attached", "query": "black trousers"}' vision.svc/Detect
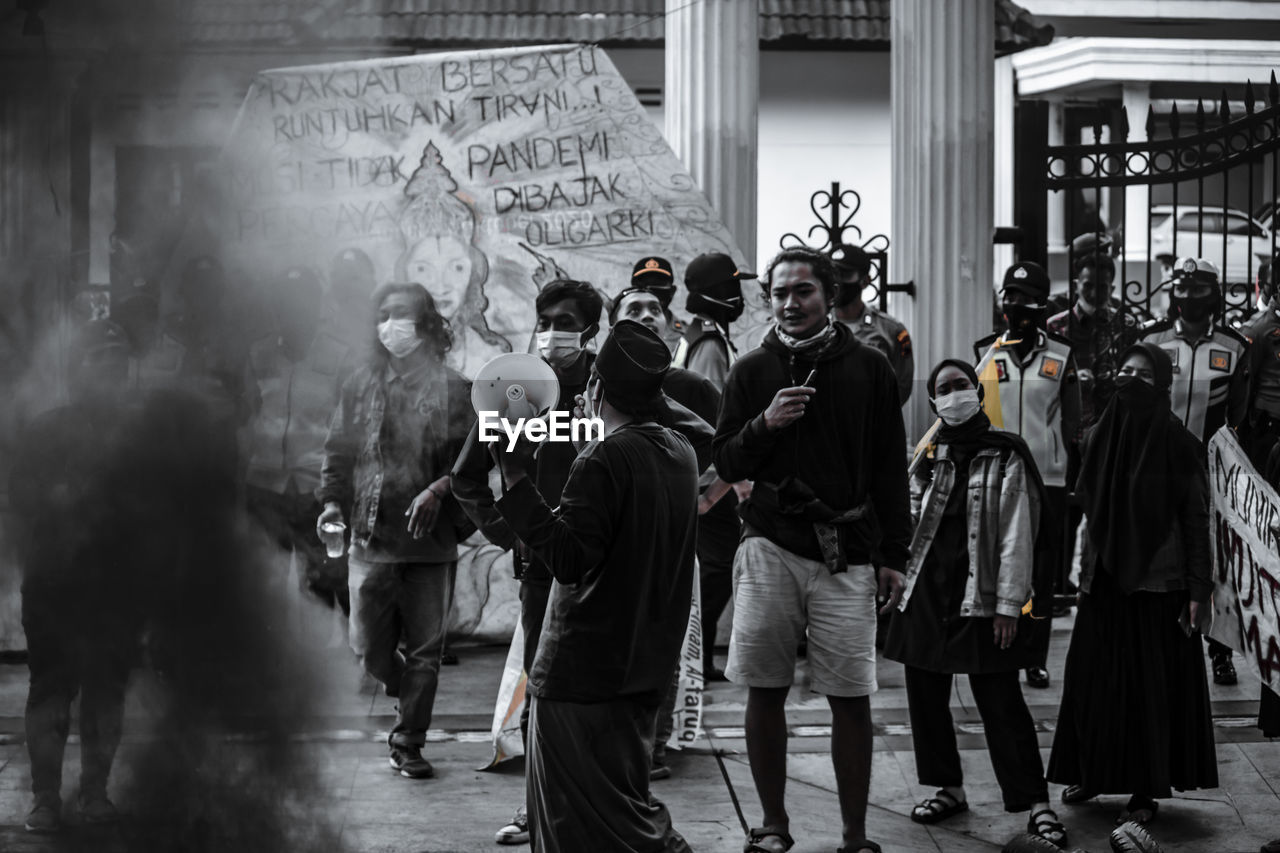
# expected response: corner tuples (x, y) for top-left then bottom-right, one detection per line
(519, 580), (552, 746)
(904, 666), (1048, 812)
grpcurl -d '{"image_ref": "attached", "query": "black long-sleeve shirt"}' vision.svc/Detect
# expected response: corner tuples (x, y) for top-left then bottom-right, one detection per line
(496, 423), (699, 704)
(713, 324), (912, 571)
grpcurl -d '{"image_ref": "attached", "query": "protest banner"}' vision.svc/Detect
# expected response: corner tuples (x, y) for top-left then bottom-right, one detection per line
(1208, 427), (1280, 695)
(667, 563), (704, 751)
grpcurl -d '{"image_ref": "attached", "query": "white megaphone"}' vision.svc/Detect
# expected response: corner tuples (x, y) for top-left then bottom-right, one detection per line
(471, 353), (561, 422)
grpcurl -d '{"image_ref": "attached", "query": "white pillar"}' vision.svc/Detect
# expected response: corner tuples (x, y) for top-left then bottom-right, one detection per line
(1122, 83), (1152, 261)
(891, 0), (995, 438)
(664, 0), (758, 264)
(993, 55), (1016, 293)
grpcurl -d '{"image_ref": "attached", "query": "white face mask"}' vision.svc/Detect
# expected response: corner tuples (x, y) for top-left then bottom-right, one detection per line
(536, 330), (586, 368)
(378, 318), (423, 359)
(934, 388), (981, 426)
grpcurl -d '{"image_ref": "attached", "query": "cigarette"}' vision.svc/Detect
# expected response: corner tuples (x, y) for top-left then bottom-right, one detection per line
(802, 367), (817, 387)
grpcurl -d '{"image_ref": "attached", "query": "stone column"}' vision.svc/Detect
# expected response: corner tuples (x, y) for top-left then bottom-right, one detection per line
(664, 0), (758, 265)
(891, 0), (995, 438)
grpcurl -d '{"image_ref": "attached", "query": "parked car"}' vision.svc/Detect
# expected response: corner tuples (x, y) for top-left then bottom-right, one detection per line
(1128, 204), (1271, 285)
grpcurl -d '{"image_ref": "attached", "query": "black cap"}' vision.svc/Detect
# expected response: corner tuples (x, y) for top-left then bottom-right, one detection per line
(829, 243), (871, 276)
(685, 252), (756, 293)
(330, 247), (375, 279)
(594, 319), (670, 412)
(632, 256), (676, 307)
(1001, 261), (1050, 304)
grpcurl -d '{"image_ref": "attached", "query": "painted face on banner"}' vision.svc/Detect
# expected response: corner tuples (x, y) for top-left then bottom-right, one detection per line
(404, 234), (471, 318)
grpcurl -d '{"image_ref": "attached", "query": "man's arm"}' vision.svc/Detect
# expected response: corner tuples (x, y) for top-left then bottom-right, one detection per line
(1061, 351), (1088, 441)
(712, 365), (779, 483)
(495, 447), (617, 586)
(869, 365), (912, 572)
(659, 394), (715, 475)
(892, 324), (914, 403)
(450, 421), (520, 551)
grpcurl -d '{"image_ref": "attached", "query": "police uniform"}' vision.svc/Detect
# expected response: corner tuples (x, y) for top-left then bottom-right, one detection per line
(1238, 307), (1280, 475)
(972, 329), (1081, 490)
(1138, 317), (1248, 444)
(672, 316), (735, 390)
(840, 303), (913, 403)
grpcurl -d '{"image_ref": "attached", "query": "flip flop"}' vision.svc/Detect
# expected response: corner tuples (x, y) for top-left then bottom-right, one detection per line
(744, 825), (794, 853)
(910, 789), (969, 824)
(837, 842), (882, 853)
(1027, 808), (1068, 847)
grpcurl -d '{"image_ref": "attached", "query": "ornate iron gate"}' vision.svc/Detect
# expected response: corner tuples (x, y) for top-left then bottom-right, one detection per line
(1031, 74), (1280, 328)
(779, 182), (915, 311)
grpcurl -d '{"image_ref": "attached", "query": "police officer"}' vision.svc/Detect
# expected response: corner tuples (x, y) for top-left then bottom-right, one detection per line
(830, 243), (914, 403)
(1046, 246), (1138, 416)
(630, 256), (688, 355)
(1241, 260), (1280, 482)
(974, 261), (1084, 690)
(1138, 256), (1248, 686)
(673, 252), (754, 390)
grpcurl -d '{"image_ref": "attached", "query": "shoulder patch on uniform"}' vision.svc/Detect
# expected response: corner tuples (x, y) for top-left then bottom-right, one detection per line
(1162, 345), (1179, 368)
(1039, 356), (1063, 379)
(897, 328), (912, 357)
(995, 358), (1009, 382)
(1209, 349), (1231, 372)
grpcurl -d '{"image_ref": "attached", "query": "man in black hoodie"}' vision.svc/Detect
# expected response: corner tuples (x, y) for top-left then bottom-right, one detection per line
(713, 247), (911, 853)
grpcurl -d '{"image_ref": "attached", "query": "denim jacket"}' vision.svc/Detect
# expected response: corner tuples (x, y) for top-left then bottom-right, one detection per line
(317, 361), (472, 558)
(898, 439), (1039, 619)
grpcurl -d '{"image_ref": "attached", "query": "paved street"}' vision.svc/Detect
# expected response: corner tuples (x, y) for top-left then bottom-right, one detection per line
(0, 609), (1275, 853)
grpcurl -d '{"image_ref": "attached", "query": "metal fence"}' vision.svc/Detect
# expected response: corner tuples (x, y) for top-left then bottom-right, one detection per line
(1034, 73), (1280, 328)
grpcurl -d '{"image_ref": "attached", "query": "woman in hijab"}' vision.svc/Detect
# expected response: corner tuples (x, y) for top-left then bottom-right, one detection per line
(1047, 342), (1218, 825)
(884, 359), (1067, 847)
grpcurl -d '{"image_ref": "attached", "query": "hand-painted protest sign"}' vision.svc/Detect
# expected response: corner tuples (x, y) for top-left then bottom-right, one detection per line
(1208, 427), (1280, 694)
(174, 42), (764, 375)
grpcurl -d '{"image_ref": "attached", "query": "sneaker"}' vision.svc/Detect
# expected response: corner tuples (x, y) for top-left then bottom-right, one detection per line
(79, 792), (118, 825)
(1212, 653), (1238, 686)
(388, 743), (435, 779)
(1025, 666), (1050, 689)
(495, 805), (530, 845)
(24, 801), (62, 834)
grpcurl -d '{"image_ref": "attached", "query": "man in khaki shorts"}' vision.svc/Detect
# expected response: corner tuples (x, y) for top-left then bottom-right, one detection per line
(712, 246), (911, 853)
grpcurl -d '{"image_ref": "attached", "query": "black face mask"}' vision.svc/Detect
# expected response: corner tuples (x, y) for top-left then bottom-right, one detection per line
(1173, 294), (1217, 324)
(1115, 374), (1159, 407)
(1003, 305), (1045, 336)
(688, 286), (744, 323)
(834, 277), (862, 308)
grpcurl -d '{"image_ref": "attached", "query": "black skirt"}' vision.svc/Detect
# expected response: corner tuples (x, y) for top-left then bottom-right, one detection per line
(1046, 568), (1218, 797)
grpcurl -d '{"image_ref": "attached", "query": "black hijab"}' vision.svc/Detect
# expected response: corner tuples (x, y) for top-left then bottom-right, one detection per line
(927, 359), (1047, 499)
(1077, 342), (1193, 589)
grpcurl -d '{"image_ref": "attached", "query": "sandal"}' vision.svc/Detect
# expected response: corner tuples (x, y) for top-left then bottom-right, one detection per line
(910, 789), (969, 824)
(1027, 808), (1068, 847)
(1117, 795), (1158, 826)
(1060, 783), (1097, 804)
(837, 842), (882, 853)
(744, 825), (794, 853)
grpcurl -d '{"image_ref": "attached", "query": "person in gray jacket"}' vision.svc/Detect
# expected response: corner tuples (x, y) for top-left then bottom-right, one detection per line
(884, 358), (1066, 848)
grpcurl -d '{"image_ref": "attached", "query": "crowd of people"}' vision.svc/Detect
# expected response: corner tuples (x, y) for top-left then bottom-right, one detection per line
(9, 232), (1280, 853)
